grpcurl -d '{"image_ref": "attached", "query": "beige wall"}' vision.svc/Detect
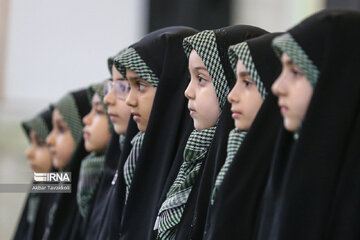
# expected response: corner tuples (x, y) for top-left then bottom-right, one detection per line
(231, 0), (325, 32)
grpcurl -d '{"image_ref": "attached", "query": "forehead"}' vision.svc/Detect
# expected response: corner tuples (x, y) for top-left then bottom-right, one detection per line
(126, 68), (141, 79)
(92, 93), (101, 102)
(112, 65), (125, 79)
(281, 53), (292, 64)
(52, 109), (64, 122)
(236, 59), (247, 73)
(188, 50), (206, 70)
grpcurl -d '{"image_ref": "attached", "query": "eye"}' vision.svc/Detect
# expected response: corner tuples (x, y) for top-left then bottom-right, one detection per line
(243, 79), (253, 88)
(291, 67), (304, 77)
(58, 124), (67, 133)
(138, 81), (147, 91)
(198, 76), (207, 85)
(96, 109), (104, 115)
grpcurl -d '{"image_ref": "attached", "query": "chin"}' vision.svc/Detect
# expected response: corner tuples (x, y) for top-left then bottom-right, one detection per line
(283, 117), (298, 132)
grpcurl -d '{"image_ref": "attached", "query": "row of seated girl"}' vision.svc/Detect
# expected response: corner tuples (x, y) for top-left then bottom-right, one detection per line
(14, 9), (360, 240)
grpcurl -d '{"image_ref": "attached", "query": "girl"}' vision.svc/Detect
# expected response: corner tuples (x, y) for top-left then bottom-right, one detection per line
(156, 25), (267, 239)
(13, 108), (53, 240)
(257, 10), (360, 240)
(43, 89), (91, 240)
(108, 26), (198, 240)
(84, 50), (134, 240)
(204, 33), (282, 239)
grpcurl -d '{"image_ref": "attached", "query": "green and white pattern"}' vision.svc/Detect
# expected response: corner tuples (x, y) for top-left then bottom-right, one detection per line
(123, 131), (145, 202)
(228, 42), (267, 99)
(107, 48), (128, 75)
(113, 47), (159, 87)
(272, 33), (319, 87)
(183, 30), (230, 108)
(22, 116), (50, 142)
(77, 152), (105, 218)
(211, 129), (247, 204)
(157, 127), (216, 239)
(53, 94), (83, 144)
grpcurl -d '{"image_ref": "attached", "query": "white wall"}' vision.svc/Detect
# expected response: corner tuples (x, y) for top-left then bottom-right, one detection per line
(4, 0), (146, 103)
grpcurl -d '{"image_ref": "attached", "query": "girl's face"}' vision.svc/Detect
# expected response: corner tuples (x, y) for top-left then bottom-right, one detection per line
(125, 69), (157, 132)
(272, 53), (313, 132)
(185, 50), (220, 130)
(228, 60), (263, 131)
(83, 93), (111, 153)
(25, 131), (52, 173)
(46, 109), (75, 169)
(104, 65), (131, 135)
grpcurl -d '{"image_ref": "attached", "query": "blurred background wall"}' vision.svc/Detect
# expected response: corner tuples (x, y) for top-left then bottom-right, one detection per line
(2, 0), (359, 238)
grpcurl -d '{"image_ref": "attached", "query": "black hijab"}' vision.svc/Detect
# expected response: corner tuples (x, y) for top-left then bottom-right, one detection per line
(103, 26), (199, 240)
(203, 32), (283, 240)
(14, 108), (53, 240)
(174, 25), (268, 240)
(43, 89), (91, 240)
(256, 10), (360, 240)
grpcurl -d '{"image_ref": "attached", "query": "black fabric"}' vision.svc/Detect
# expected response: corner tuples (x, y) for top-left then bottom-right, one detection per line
(14, 109), (53, 240)
(104, 26), (199, 240)
(203, 33), (283, 240)
(84, 121), (137, 240)
(44, 89), (91, 240)
(175, 25), (269, 240)
(256, 10), (360, 240)
(148, 0), (230, 32)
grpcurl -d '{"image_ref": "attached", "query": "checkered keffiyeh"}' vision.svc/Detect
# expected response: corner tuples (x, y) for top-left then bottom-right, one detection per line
(123, 131), (145, 202)
(77, 152), (105, 218)
(228, 42), (267, 99)
(211, 129), (247, 205)
(272, 33), (319, 88)
(107, 48), (128, 75)
(22, 116), (50, 142)
(113, 47), (159, 87)
(156, 127), (216, 239)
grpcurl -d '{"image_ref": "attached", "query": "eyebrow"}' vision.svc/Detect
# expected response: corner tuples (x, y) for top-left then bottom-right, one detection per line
(284, 59), (294, 66)
(115, 77), (127, 81)
(55, 119), (66, 126)
(194, 66), (208, 72)
(238, 71), (250, 78)
(93, 101), (102, 106)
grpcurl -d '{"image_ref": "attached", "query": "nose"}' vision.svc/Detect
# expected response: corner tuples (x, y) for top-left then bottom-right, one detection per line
(46, 129), (56, 147)
(25, 145), (35, 159)
(125, 88), (137, 108)
(271, 70), (287, 97)
(82, 111), (92, 126)
(104, 86), (116, 106)
(227, 82), (240, 104)
(184, 79), (195, 100)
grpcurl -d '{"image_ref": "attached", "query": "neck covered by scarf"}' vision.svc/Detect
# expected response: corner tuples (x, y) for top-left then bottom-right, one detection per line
(211, 129), (247, 204)
(156, 30), (230, 240)
(123, 131), (145, 202)
(77, 152), (105, 218)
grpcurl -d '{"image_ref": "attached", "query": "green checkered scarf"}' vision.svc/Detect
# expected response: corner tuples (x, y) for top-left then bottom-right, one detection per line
(22, 116), (50, 142)
(53, 94), (84, 144)
(113, 47), (159, 87)
(123, 131), (145, 202)
(107, 48), (128, 75)
(88, 82), (113, 131)
(272, 33), (319, 139)
(76, 152), (105, 218)
(228, 42), (267, 99)
(156, 30), (232, 239)
(211, 129), (247, 204)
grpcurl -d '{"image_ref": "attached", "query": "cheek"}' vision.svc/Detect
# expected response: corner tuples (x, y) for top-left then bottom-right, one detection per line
(291, 84), (313, 119)
(198, 88), (220, 121)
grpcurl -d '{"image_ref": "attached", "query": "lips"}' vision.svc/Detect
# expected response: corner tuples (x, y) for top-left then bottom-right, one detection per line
(231, 109), (242, 119)
(188, 106), (196, 116)
(83, 130), (90, 139)
(49, 148), (56, 157)
(278, 102), (289, 115)
(131, 112), (141, 121)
